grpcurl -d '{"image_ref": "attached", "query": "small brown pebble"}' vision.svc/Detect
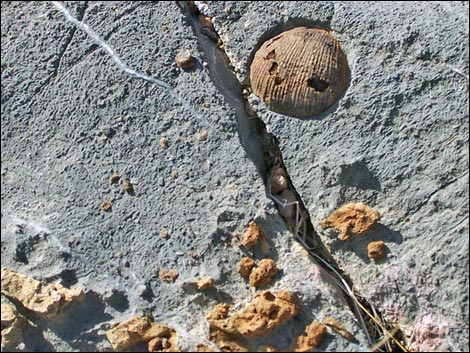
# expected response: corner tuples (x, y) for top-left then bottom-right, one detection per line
(323, 317), (354, 341)
(159, 137), (169, 149)
(202, 102), (210, 108)
(195, 276), (214, 290)
(237, 256), (256, 278)
(367, 240), (385, 259)
(175, 49), (194, 69)
(171, 169), (179, 179)
(122, 180), (134, 193)
(249, 259), (278, 288)
(198, 15), (214, 32)
(295, 321), (327, 351)
(160, 230), (170, 239)
(198, 131), (208, 141)
(109, 174), (120, 184)
(159, 269), (179, 283)
(101, 200), (112, 212)
(161, 24), (168, 32)
(241, 221), (266, 249)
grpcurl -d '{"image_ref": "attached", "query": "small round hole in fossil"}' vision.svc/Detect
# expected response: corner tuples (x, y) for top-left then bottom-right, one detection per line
(274, 76), (284, 85)
(307, 76), (329, 92)
(268, 62), (278, 75)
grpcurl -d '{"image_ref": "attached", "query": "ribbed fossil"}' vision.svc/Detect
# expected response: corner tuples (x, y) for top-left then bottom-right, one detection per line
(250, 27), (349, 118)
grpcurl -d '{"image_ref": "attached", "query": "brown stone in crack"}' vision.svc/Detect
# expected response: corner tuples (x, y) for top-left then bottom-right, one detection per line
(109, 174), (121, 184)
(367, 240), (386, 259)
(236, 256), (256, 278)
(250, 27), (349, 118)
(295, 321), (327, 352)
(241, 221), (266, 248)
(159, 269), (179, 283)
(320, 202), (380, 241)
(1, 267), (83, 319)
(101, 200), (112, 212)
(248, 259), (278, 288)
(323, 317), (355, 341)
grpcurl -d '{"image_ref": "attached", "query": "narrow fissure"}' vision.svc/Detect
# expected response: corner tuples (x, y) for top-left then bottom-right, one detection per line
(179, 2), (407, 352)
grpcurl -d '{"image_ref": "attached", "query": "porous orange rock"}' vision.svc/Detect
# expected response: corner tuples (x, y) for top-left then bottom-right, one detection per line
(250, 27), (349, 118)
(248, 259), (278, 288)
(159, 269), (179, 283)
(207, 290), (298, 340)
(1, 267), (83, 319)
(320, 202), (380, 240)
(295, 321), (327, 352)
(236, 257), (256, 278)
(241, 221), (266, 249)
(367, 240), (386, 259)
(105, 316), (178, 352)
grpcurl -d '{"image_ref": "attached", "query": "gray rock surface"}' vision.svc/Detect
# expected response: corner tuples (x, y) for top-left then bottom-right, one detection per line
(1, 1), (468, 352)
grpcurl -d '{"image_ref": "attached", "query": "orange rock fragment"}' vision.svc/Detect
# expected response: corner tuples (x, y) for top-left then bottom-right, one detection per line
(105, 316), (178, 352)
(159, 269), (179, 283)
(248, 259), (278, 288)
(195, 276), (215, 290)
(241, 221), (266, 248)
(320, 202), (380, 240)
(236, 257), (256, 278)
(1, 267), (83, 319)
(1, 303), (26, 348)
(208, 290), (298, 340)
(323, 317), (354, 341)
(367, 240), (386, 259)
(295, 321), (327, 352)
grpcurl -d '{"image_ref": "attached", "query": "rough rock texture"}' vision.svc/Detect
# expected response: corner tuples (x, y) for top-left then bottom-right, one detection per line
(1, 267), (83, 319)
(236, 257), (256, 278)
(2, 1), (467, 352)
(1, 302), (26, 348)
(248, 259), (278, 288)
(209, 1), (469, 351)
(105, 316), (178, 352)
(320, 202), (381, 240)
(367, 240), (386, 260)
(240, 221), (266, 249)
(294, 321), (327, 352)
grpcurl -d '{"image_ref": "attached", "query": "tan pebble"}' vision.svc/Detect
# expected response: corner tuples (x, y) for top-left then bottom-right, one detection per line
(161, 24), (168, 32)
(101, 200), (112, 212)
(171, 170), (179, 179)
(241, 221), (266, 248)
(237, 256), (256, 278)
(270, 174), (288, 194)
(249, 259), (278, 287)
(175, 49), (194, 69)
(159, 269), (179, 283)
(187, 250), (199, 259)
(159, 137), (169, 149)
(202, 102), (210, 108)
(367, 240), (385, 259)
(198, 130), (208, 141)
(295, 321), (327, 351)
(195, 276), (215, 290)
(159, 230), (170, 239)
(109, 174), (120, 184)
(122, 179), (134, 193)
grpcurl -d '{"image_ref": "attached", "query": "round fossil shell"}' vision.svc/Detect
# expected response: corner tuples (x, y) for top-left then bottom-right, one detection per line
(250, 27), (349, 118)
